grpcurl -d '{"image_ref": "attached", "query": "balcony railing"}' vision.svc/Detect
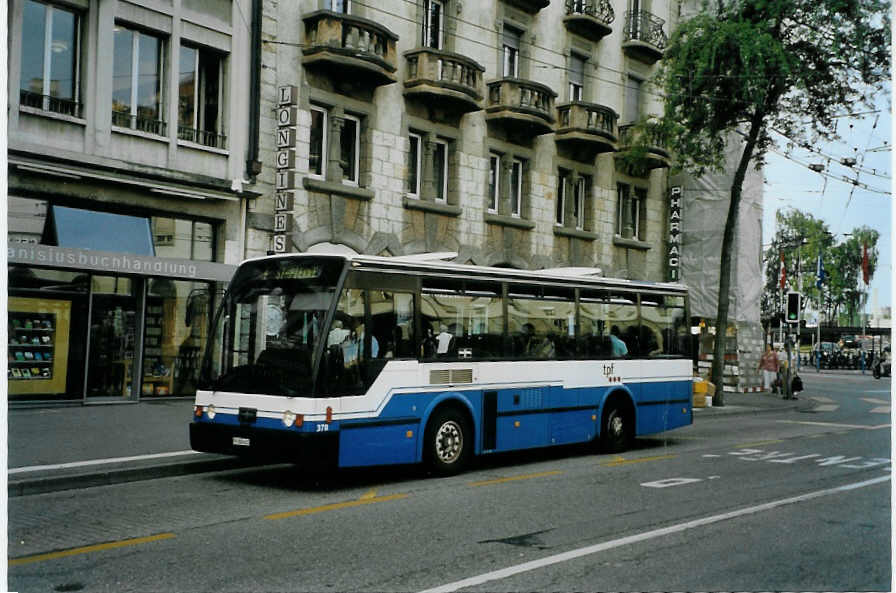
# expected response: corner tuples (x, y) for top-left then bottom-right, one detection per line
(486, 78), (556, 134)
(404, 48), (484, 112)
(20, 90), (83, 119)
(618, 122), (670, 169)
(564, 0), (614, 41)
(112, 111), (167, 136)
(178, 126), (228, 150)
(556, 102), (617, 153)
(303, 10), (398, 86)
(558, 102), (616, 136)
(622, 10), (667, 62)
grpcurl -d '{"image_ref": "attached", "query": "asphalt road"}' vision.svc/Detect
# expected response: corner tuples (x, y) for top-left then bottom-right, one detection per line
(8, 373), (891, 592)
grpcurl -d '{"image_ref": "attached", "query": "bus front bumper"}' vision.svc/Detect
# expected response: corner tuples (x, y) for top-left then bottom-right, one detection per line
(190, 422), (338, 466)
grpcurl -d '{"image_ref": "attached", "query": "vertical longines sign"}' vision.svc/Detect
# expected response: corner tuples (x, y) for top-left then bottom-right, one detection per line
(668, 185), (682, 282)
(274, 85), (297, 253)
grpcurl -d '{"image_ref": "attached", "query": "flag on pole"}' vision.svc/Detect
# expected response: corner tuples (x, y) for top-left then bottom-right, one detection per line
(779, 253), (786, 290)
(862, 242), (870, 284)
(815, 254), (826, 289)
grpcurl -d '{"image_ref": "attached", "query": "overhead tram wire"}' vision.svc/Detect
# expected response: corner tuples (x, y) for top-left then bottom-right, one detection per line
(770, 127), (891, 181)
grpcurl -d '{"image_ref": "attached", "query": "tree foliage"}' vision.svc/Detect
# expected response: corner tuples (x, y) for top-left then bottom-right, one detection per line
(655, 0), (889, 403)
(761, 209), (879, 328)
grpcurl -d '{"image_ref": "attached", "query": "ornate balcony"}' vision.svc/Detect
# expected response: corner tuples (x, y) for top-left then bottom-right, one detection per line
(404, 48), (485, 113)
(618, 122), (670, 170)
(563, 0), (615, 42)
(622, 10), (667, 63)
(503, 0), (550, 14)
(486, 78), (556, 136)
(556, 102), (618, 154)
(302, 10), (398, 87)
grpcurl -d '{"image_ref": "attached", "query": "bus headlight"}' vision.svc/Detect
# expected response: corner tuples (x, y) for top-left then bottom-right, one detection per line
(206, 405), (216, 420)
(283, 410), (296, 427)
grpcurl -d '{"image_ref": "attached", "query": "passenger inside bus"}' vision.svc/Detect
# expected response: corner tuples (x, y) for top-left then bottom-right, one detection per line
(436, 324), (454, 356)
(610, 325), (628, 357)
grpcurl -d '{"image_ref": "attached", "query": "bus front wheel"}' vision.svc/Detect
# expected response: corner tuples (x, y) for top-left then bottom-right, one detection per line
(601, 404), (632, 453)
(425, 408), (471, 475)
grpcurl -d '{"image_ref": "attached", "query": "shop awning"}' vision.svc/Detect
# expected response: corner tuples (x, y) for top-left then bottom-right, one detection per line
(47, 205), (155, 255)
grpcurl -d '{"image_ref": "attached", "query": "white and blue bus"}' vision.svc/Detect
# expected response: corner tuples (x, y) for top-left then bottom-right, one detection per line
(190, 253), (693, 474)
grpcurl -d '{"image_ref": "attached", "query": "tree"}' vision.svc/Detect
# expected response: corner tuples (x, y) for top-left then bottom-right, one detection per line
(653, 0), (889, 405)
(761, 210), (879, 330)
(761, 209), (832, 331)
(827, 227), (879, 325)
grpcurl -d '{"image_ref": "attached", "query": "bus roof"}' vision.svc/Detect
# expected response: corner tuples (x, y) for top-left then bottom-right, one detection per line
(241, 252), (688, 295)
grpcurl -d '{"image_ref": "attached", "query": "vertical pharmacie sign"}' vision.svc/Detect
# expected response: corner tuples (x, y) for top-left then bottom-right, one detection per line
(274, 85), (297, 253)
(667, 185), (682, 282)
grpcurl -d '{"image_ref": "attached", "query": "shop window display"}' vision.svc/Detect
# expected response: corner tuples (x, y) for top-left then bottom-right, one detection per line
(7, 267), (88, 401)
(142, 279), (212, 397)
(86, 276), (138, 398)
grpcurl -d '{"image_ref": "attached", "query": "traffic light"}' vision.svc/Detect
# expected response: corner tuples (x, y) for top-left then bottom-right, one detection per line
(786, 292), (800, 323)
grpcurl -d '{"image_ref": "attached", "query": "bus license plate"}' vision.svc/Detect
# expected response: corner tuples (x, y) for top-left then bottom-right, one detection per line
(232, 437), (251, 447)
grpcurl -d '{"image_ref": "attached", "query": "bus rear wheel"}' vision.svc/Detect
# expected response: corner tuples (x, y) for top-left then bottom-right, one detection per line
(601, 404), (632, 453)
(425, 408), (471, 476)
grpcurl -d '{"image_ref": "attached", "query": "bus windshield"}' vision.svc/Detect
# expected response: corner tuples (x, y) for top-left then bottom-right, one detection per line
(201, 257), (344, 396)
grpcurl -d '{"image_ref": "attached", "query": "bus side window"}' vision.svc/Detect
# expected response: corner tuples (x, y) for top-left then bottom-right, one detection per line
(369, 291), (415, 360)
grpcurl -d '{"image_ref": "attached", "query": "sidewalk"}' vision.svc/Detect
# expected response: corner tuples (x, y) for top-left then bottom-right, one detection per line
(7, 391), (807, 497)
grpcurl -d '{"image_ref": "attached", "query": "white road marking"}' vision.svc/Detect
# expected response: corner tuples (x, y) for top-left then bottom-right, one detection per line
(776, 420), (890, 430)
(813, 405), (839, 412)
(418, 475), (890, 593)
(812, 396), (836, 403)
(861, 398), (889, 405)
(641, 478), (702, 488)
(9, 450), (201, 474)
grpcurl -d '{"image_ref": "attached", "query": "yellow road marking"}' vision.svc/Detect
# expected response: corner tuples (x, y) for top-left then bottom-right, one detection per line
(601, 454), (676, 467)
(360, 488), (378, 500)
(9, 533), (175, 567)
(735, 439), (784, 448)
(469, 470), (563, 487)
(264, 493), (408, 520)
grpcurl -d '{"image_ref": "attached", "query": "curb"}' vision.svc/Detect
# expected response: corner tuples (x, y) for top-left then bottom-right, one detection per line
(8, 456), (260, 498)
(693, 400), (808, 418)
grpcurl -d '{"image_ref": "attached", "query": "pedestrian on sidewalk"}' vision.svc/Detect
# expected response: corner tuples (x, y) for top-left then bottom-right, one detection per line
(758, 344), (779, 393)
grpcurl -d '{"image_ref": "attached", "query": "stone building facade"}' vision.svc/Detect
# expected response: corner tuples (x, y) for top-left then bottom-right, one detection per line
(7, 0), (255, 403)
(247, 0), (678, 282)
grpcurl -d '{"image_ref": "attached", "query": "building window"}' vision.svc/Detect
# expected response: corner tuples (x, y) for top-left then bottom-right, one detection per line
(569, 54), (585, 102)
(488, 154), (500, 213)
(309, 106), (327, 178)
(556, 170), (568, 225)
(617, 183), (646, 239)
(433, 139), (448, 202)
(573, 176), (587, 230)
(502, 26), (521, 77)
(331, 0), (350, 13)
(112, 24), (165, 135)
(423, 0), (444, 49)
(178, 45), (225, 149)
(510, 159), (523, 217)
(408, 133), (422, 196)
(340, 114), (361, 185)
(20, 0), (81, 118)
(624, 75), (643, 124)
